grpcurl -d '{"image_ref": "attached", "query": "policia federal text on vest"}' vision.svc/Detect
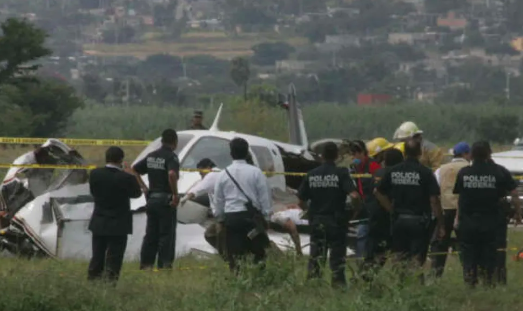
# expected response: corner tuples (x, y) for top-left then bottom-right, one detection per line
(453, 142), (522, 287)
(376, 139), (445, 283)
(132, 129), (180, 270)
(298, 142), (361, 288)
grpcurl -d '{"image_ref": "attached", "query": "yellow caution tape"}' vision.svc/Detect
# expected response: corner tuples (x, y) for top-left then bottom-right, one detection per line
(0, 163), (376, 178)
(0, 137), (150, 146)
(0, 164), (98, 170)
(3, 164), (523, 180)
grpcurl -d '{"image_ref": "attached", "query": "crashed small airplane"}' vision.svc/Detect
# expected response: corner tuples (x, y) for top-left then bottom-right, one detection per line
(491, 138), (523, 211)
(0, 85), (357, 261)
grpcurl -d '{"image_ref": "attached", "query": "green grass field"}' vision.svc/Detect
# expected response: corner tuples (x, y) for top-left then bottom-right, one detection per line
(1, 229), (522, 311)
(83, 32), (308, 59)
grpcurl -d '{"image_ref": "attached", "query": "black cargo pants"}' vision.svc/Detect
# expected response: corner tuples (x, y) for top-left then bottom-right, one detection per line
(359, 211), (392, 281)
(307, 216), (348, 287)
(140, 195), (177, 270)
(391, 214), (430, 283)
(391, 215), (430, 265)
(459, 214), (497, 287)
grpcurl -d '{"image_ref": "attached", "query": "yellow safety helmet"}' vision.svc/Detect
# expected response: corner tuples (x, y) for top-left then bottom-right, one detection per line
(393, 142), (405, 154)
(366, 137), (394, 157)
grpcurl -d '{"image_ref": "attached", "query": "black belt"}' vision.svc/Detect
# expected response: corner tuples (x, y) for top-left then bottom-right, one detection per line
(149, 192), (172, 199)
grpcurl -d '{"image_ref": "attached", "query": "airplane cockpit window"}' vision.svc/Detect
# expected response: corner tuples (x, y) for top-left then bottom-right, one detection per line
(251, 145), (274, 172)
(133, 133), (195, 164)
(181, 136), (232, 169)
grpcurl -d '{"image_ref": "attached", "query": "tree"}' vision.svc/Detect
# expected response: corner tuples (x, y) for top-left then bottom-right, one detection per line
(9, 79), (84, 136)
(251, 42), (295, 66)
(0, 18), (84, 136)
(230, 57), (251, 100)
(184, 55), (229, 78)
(82, 73), (108, 103)
(298, 18), (337, 43)
(0, 85), (35, 136)
(0, 18), (52, 84)
(228, 6), (276, 32)
(138, 54), (184, 80)
(102, 25), (136, 44)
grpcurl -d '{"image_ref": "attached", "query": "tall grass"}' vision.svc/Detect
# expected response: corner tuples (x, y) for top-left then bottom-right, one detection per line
(64, 102), (523, 145)
(1, 229), (523, 311)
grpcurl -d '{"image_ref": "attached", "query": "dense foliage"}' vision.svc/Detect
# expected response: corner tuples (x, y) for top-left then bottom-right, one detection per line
(64, 101), (522, 145)
(0, 18), (84, 137)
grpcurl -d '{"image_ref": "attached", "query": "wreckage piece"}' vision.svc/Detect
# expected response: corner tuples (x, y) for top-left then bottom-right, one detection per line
(0, 139), (88, 227)
(0, 139), (314, 259)
(5, 181), (320, 260)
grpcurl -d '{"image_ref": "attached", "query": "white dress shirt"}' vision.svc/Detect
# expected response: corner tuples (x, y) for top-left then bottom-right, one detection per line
(189, 169), (221, 197)
(434, 158), (468, 185)
(188, 168), (220, 212)
(213, 160), (272, 222)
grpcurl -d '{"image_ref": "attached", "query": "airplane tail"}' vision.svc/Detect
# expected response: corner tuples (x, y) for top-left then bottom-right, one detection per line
(282, 84), (309, 148)
(209, 103), (223, 132)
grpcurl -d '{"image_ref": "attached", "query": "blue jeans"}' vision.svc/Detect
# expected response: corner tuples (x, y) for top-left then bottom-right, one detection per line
(356, 224), (369, 258)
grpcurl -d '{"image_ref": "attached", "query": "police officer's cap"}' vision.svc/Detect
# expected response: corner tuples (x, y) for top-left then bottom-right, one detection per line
(193, 110), (203, 118)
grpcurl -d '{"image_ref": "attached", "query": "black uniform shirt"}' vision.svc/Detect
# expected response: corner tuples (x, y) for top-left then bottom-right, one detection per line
(133, 145), (180, 194)
(297, 161), (356, 217)
(453, 161), (517, 217)
(378, 158), (440, 215)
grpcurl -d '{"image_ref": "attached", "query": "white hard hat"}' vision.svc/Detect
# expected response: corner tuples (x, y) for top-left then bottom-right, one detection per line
(393, 121), (423, 140)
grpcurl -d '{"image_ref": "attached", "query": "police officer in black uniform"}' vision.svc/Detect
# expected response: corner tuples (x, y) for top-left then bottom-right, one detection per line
(361, 148), (405, 280)
(297, 142), (361, 287)
(132, 129), (180, 270)
(453, 141), (522, 287)
(375, 138), (444, 282)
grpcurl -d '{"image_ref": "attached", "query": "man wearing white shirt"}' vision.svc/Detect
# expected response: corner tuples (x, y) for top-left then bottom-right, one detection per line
(181, 158), (224, 256)
(430, 142), (471, 278)
(214, 137), (272, 274)
(182, 158), (221, 210)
